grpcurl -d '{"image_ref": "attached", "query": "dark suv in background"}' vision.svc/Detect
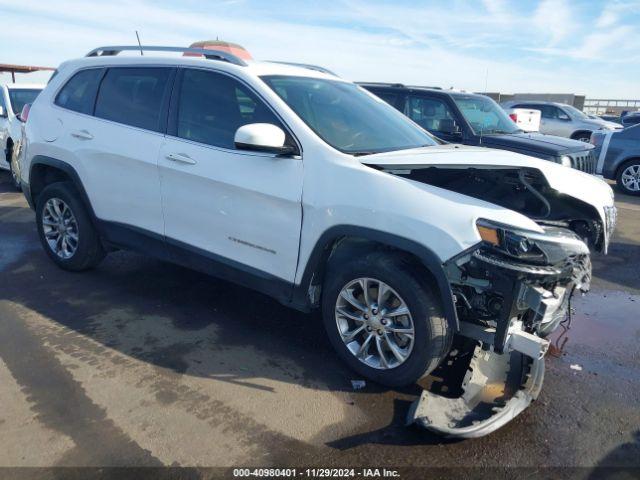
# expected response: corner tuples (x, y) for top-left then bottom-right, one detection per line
(359, 83), (597, 174)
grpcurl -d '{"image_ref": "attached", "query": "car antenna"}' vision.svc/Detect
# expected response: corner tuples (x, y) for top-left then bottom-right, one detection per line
(479, 67), (489, 145)
(135, 30), (144, 56)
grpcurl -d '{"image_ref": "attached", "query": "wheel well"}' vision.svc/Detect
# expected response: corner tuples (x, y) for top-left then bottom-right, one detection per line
(30, 164), (73, 203)
(571, 130), (592, 140)
(310, 236), (439, 305)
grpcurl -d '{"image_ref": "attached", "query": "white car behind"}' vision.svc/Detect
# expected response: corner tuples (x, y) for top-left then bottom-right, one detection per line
(0, 83), (44, 180)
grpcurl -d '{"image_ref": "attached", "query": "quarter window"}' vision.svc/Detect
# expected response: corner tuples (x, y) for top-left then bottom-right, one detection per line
(95, 67), (172, 132)
(55, 68), (103, 115)
(176, 69), (283, 149)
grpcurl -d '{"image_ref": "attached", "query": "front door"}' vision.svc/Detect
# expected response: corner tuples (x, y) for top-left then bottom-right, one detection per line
(159, 68), (303, 297)
(405, 94), (463, 143)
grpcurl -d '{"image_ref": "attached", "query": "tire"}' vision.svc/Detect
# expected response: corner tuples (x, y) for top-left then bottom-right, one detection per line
(36, 182), (105, 271)
(616, 160), (640, 196)
(321, 251), (453, 387)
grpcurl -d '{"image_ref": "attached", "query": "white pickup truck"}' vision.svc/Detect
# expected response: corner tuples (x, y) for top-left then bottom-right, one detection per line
(503, 106), (541, 132)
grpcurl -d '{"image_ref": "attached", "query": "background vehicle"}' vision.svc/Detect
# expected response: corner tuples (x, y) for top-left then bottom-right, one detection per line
(599, 114), (623, 125)
(360, 83), (597, 173)
(502, 106), (541, 132)
(621, 112), (640, 128)
(0, 83), (43, 183)
(501, 100), (622, 142)
(22, 46), (614, 422)
(591, 124), (640, 195)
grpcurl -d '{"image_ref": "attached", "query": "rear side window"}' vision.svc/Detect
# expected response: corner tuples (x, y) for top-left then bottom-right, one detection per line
(175, 69), (283, 149)
(95, 67), (172, 132)
(55, 68), (103, 115)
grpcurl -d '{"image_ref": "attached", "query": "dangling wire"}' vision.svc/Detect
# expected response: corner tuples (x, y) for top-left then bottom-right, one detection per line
(553, 288), (574, 354)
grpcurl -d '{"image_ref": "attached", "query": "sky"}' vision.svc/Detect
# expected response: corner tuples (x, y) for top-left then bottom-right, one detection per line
(0, 0), (638, 99)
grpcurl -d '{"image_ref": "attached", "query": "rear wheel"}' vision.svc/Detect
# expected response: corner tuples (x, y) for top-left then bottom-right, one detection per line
(322, 251), (452, 387)
(616, 160), (640, 196)
(36, 182), (105, 271)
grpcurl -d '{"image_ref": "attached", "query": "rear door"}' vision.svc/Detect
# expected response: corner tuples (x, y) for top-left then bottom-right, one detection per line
(159, 68), (303, 295)
(55, 66), (174, 239)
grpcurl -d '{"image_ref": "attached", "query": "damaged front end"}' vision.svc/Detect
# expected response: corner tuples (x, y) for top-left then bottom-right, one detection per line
(361, 151), (616, 437)
(410, 222), (593, 437)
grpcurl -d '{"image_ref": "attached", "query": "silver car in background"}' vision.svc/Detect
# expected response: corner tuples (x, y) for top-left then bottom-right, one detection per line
(502, 100), (622, 142)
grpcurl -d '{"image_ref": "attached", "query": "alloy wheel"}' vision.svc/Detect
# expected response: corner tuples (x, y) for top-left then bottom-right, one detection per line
(335, 277), (415, 370)
(621, 164), (640, 192)
(42, 198), (79, 259)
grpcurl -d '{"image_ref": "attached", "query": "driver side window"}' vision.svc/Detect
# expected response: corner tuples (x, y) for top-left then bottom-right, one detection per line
(176, 69), (285, 150)
(406, 96), (457, 134)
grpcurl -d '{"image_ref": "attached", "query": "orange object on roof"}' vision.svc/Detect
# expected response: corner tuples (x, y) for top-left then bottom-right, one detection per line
(185, 41), (253, 60)
(0, 63), (54, 82)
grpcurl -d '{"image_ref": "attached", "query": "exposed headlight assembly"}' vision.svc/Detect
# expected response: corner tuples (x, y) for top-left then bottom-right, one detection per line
(476, 219), (589, 265)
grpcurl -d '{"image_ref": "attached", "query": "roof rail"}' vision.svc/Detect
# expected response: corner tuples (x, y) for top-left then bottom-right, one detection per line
(356, 82), (406, 88)
(85, 46), (248, 67)
(266, 61), (337, 77)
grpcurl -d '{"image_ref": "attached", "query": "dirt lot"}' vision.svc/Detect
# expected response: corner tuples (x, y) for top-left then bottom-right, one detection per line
(0, 170), (638, 477)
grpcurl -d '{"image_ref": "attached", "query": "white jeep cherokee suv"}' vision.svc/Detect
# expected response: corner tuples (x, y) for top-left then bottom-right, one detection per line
(21, 46), (616, 390)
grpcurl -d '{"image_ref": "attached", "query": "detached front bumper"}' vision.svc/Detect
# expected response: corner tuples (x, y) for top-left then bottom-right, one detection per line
(409, 345), (545, 438)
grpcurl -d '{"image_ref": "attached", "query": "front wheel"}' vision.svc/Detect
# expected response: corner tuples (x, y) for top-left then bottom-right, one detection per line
(617, 160), (640, 196)
(321, 252), (453, 387)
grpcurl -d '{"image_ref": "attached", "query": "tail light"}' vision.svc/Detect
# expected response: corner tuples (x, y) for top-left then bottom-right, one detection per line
(509, 113), (518, 123)
(18, 103), (31, 123)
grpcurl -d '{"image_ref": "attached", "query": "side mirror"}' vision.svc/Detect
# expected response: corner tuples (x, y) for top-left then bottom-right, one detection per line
(558, 113), (570, 121)
(234, 123), (296, 155)
(0, 106), (6, 118)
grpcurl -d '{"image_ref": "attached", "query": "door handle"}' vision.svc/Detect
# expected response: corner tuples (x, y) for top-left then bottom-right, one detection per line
(71, 130), (93, 140)
(166, 153), (196, 165)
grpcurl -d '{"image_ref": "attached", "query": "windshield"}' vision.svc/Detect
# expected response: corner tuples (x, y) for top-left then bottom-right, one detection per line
(261, 76), (438, 155)
(453, 95), (521, 135)
(563, 104), (589, 120)
(8, 88), (41, 115)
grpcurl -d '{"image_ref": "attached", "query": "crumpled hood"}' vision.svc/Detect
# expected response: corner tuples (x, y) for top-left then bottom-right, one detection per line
(360, 145), (615, 224)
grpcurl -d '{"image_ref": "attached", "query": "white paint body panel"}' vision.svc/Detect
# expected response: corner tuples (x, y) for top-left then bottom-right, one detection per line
(159, 137), (303, 281)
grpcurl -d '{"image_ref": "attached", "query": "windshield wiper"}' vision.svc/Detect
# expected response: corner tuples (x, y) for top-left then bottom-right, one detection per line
(352, 151), (376, 157)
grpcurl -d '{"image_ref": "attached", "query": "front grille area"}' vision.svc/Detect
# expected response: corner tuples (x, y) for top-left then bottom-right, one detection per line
(569, 150), (596, 174)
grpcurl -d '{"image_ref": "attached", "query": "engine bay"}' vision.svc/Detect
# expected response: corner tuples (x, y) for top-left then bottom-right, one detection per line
(392, 166), (605, 252)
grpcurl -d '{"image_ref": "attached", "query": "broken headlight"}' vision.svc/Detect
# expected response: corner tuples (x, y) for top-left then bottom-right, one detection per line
(476, 219), (589, 265)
